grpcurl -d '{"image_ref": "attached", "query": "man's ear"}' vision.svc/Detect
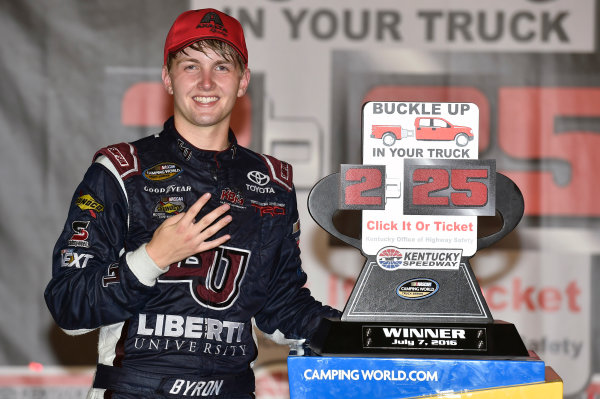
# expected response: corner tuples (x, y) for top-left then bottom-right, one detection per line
(162, 65), (173, 95)
(237, 68), (251, 98)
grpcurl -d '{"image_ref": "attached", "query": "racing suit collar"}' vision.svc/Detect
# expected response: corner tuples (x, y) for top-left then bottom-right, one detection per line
(163, 116), (238, 165)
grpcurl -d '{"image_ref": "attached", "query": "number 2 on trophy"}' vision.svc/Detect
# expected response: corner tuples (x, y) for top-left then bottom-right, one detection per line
(340, 165), (386, 210)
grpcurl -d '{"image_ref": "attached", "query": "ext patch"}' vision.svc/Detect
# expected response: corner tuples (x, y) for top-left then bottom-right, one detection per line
(61, 249), (94, 269)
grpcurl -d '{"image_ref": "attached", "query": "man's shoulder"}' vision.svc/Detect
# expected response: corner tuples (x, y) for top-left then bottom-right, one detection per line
(237, 146), (294, 192)
(92, 132), (162, 180)
(93, 142), (141, 180)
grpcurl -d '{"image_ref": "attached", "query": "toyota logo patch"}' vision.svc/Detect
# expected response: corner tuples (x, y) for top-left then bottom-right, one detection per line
(247, 171), (270, 186)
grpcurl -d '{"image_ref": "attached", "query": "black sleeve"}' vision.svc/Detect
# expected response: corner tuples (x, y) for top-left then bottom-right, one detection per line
(44, 162), (158, 330)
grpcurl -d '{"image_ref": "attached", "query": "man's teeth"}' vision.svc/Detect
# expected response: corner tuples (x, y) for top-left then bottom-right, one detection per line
(194, 96), (218, 103)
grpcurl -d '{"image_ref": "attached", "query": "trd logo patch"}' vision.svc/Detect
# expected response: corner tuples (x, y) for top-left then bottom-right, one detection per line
(159, 246), (250, 310)
(251, 203), (286, 217)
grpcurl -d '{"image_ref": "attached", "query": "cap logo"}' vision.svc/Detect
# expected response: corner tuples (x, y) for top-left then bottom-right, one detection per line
(164, 9), (248, 66)
(197, 12), (228, 36)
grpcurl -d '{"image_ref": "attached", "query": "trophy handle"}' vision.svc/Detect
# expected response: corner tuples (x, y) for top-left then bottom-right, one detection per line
(477, 173), (524, 251)
(308, 172), (523, 252)
(308, 173), (363, 251)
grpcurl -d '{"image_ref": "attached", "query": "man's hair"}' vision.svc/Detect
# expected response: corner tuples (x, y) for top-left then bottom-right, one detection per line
(166, 39), (246, 74)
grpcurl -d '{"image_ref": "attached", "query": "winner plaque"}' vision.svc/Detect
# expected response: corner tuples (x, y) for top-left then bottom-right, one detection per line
(287, 102), (562, 399)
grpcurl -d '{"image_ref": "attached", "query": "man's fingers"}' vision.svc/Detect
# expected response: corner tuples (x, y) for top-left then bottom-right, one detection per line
(197, 214), (232, 241)
(194, 203), (231, 230)
(180, 193), (212, 225)
(162, 212), (185, 225)
(198, 234), (231, 253)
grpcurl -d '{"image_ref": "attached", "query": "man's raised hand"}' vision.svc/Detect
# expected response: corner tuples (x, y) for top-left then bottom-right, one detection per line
(145, 193), (232, 269)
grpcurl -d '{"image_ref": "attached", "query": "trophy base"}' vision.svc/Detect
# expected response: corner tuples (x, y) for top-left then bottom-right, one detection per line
(310, 317), (529, 358)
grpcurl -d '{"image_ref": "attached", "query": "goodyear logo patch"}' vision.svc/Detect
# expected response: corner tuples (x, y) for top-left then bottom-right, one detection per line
(75, 194), (104, 212)
(143, 162), (183, 181)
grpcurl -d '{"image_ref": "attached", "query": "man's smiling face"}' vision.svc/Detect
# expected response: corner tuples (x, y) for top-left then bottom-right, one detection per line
(163, 45), (250, 137)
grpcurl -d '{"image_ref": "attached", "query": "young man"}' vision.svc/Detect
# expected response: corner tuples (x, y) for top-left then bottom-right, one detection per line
(45, 9), (340, 399)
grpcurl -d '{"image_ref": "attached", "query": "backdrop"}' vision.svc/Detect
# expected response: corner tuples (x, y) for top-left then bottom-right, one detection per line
(0, 0), (598, 398)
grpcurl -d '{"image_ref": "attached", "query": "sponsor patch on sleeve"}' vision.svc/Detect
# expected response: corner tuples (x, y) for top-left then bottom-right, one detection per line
(293, 218), (301, 234)
(260, 154), (293, 192)
(75, 193), (104, 218)
(68, 220), (91, 247)
(61, 249), (94, 269)
(94, 142), (140, 179)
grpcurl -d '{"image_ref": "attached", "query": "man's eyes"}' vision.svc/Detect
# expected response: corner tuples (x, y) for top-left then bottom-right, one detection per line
(215, 65), (231, 72)
(181, 64), (232, 72)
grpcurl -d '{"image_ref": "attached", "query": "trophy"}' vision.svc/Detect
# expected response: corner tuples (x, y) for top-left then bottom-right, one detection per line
(287, 102), (563, 398)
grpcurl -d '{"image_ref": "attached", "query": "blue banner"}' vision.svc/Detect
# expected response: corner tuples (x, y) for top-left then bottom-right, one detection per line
(288, 352), (545, 399)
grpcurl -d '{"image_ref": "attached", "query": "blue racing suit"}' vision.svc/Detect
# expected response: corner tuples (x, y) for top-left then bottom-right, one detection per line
(44, 117), (340, 398)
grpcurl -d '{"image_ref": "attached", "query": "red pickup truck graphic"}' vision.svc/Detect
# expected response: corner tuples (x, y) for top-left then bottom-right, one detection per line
(371, 125), (414, 146)
(415, 117), (474, 147)
(371, 117), (474, 147)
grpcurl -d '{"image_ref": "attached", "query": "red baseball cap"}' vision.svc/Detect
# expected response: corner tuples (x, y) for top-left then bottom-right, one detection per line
(164, 8), (248, 67)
